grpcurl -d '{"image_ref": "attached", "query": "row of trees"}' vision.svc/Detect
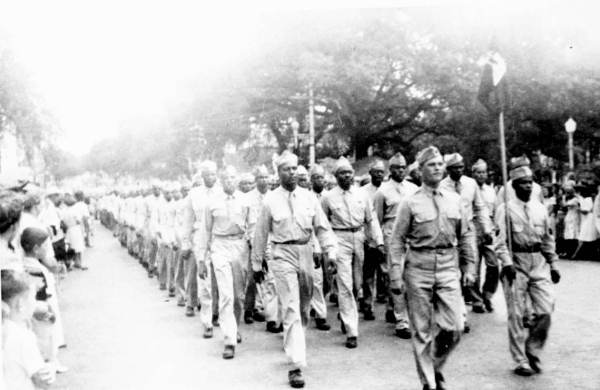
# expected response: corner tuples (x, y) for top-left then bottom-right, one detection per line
(77, 8), (600, 179)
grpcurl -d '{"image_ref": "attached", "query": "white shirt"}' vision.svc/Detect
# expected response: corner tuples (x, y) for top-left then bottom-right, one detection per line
(2, 319), (46, 390)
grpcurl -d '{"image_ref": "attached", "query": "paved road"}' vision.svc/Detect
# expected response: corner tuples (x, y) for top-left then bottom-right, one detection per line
(53, 224), (600, 390)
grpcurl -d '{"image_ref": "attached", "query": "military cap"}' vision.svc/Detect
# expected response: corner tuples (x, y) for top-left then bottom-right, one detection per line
(296, 165), (308, 176)
(509, 166), (533, 181)
(369, 159), (386, 171)
(310, 164), (326, 177)
(388, 153), (407, 166)
(253, 165), (269, 177)
(416, 146), (442, 166)
(471, 159), (487, 172)
(240, 172), (255, 183)
(200, 160), (218, 173)
(275, 151), (298, 169)
(444, 153), (464, 167)
(334, 157), (354, 173)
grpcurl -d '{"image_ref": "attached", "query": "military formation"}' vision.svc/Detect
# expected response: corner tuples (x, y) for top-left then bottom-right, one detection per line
(97, 146), (561, 390)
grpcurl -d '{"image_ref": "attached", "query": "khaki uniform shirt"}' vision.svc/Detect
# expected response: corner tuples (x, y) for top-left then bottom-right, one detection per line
(251, 186), (337, 270)
(440, 175), (493, 235)
(388, 185), (474, 284)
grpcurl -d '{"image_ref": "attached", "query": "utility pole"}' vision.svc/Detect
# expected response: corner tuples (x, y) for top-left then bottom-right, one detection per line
(308, 82), (315, 168)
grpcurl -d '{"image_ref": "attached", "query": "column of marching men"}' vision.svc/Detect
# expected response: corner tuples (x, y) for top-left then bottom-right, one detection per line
(97, 146), (562, 390)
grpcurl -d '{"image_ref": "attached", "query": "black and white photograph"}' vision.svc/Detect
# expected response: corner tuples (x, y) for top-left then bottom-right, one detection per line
(1, 1), (599, 389)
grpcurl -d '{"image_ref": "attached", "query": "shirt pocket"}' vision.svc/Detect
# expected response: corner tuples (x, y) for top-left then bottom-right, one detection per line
(298, 206), (315, 229)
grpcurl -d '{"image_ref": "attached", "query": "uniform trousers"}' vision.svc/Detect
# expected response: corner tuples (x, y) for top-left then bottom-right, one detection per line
(383, 220), (409, 328)
(210, 236), (248, 346)
(270, 243), (314, 369)
(404, 247), (463, 389)
(503, 252), (554, 366)
(334, 230), (365, 337)
(310, 254), (327, 320)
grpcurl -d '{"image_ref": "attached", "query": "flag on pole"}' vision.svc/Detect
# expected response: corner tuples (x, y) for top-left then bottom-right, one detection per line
(477, 51), (509, 114)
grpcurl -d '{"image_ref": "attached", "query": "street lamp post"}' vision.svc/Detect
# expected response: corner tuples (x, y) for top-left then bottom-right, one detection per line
(565, 117), (577, 170)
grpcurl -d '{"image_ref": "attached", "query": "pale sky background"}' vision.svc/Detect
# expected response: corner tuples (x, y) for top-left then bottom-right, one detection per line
(0, 0), (598, 156)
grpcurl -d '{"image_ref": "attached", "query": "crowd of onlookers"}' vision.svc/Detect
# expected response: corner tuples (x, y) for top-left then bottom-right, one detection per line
(1, 183), (95, 389)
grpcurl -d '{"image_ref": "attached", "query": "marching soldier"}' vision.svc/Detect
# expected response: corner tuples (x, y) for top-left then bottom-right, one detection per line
(471, 159), (500, 311)
(389, 146), (476, 390)
(361, 159), (386, 318)
(321, 157), (384, 348)
(181, 162), (221, 323)
(309, 164), (331, 331)
(252, 151), (337, 388)
(197, 166), (254, 359)
(496, 156), (545, 205)
(440, 153), (493, 315)
(373, 152), (418, 338)
(495, 165), (561, 376)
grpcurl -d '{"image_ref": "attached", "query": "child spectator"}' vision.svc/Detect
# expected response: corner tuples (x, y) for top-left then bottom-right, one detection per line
(21, 227), (68, 374)
(2, 269), (56, 389)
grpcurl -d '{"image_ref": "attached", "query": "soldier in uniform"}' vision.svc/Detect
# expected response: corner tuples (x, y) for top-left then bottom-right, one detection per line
(181, 162), (221, 323)
(361, 159), (386, 317)
(373, 152), (418, 338)
(252, 151), (337, 388)
(471, 159), (500, 311)
(389, 146), (476, 390)
(309, 164), (331, 331)
(495, 165), (561, 376)
(296, 165), (310, 189)
(322, 157), (384, 348)
(243, 166), (270, 326)
(198, 166), (253, 359)
(440, 153), (493, 315)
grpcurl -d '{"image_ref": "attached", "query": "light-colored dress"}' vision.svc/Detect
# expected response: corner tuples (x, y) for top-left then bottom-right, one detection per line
(578, 197), (599, 242)
(62, 206), (85, 253)
(563, 196), (581, 240)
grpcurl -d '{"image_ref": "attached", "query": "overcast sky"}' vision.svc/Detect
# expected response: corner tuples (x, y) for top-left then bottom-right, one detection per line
(1, 0), (598, 156)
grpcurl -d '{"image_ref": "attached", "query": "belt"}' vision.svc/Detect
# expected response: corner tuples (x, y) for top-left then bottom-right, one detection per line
(273, 239), (310, 245)
(333, 227), (362, 233)
(512, 243), (541, 253)
(213, 233), (245, 240)
(409, 244), (455, 251)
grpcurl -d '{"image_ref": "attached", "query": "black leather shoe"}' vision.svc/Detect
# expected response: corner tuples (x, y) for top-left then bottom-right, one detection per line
(514, 363), (535, 376)
(159, 283), (167, 291)
(315, 318), (331, 331)
(395, 327), (411, 339)
(309, 308), (316, 318)
(483, 298), (494, 312)
(168, 288), (176, 298)
(288, 369), (305, 388)
(203, 327), (213, 339)
(266, 321), (283, 333)
(185, 306), (195, 317)
(253, 310), (266, 322)
(236, 333), (242, 344)
(212, 315), (220, 327)
(385, 310), (396, 324)
(363, 309), (375, 321)
(526, 352), (542, 373)
(222, 345), (235, 359)
(435, 371), (447, 390)
(472, 303), (485, 313)
(244, 310), (254, 324)
(345, 336), (357, 349)
(463, 322), (471, 334)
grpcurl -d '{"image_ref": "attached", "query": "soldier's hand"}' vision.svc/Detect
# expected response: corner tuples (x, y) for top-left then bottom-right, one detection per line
(377, 244), (386, 256)
(462, 272), (476, 287)
(198, 261), (208, 279)
(261, 258), (269, 273)
(550, 268), (561, 284)
(253, 270), (265, 284)
(501, 265), (516, 285)
(313, 253), (322, 269)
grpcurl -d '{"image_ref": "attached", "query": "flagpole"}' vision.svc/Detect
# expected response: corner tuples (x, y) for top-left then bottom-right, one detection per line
(498, 111), (512, 253)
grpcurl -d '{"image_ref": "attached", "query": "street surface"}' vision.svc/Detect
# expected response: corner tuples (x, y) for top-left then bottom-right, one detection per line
(53, 224), (600, 390)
